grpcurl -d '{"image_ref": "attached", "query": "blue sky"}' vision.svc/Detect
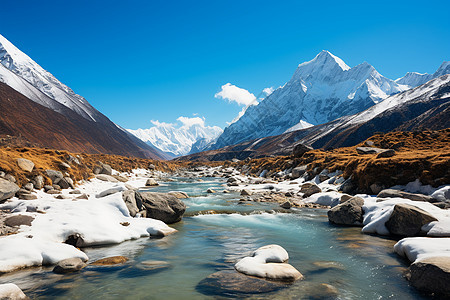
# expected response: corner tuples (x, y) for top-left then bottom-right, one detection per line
(1, 0), (449, 129)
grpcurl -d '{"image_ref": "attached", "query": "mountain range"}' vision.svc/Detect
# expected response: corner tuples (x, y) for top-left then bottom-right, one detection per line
(208, 51), (450, 151)
(0, 34), (168, 159)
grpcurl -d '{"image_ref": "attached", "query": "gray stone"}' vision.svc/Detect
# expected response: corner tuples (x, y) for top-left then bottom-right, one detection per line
(96, 187), (125, 198)
(122, 190), (141, 217)
(168, 191), (189, 199)
(300, 183), (321, 198)
(206, 188), (216, 193)
(356, 147), (384, 154)
(76, 194), (89, 200)
(69, 190), (82, 194)
(17, 193), (37, 200)
(145, 178), (159, 186)
(376, 149), (396, 158)
(23, 183), (33, 191)
(46, 190), (61, 194)
(99, 163), (112, 175)
(52, 184), (61, 190)
(339, 194), (353, 203)
(5, 215), (34, 227)
(0, 178), (20, 201)
(292, 143), (313, 157)
(328, 197), (365, 226)
(370, 183), (384, 195)
(16, 158), (34, 172)
(59, 162), (71, 170)
(241, 189), (252, 196)
(53, 258), (87, 274)
(4, 174), (16, 183)
(54, 195), (69, 199)
(46, 170), (63, 184)
(385, 203), (438, 236)
(378, 189), (436, 203)
(95, 174), (118, 182)
(31, 175), (44, 190)
(43, 185), (54, 192)
(135, 191), (186, 224)
(291, 165), (307, 179)
(55, 177), (74, 189)
(111, 175), (128, 182)
(408, 257), (450, 297)
(280, 201), (292, 209)
(148, 164), (156, 170)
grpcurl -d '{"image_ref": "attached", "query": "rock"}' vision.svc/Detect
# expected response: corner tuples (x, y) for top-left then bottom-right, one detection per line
(328, 196), (365, 226)
(0, 283), (29, 300)
(292, 143), (313, 157)
(370, 183), (384, 195)
(76, 193), (89, 200)
(377, 189), (436, 202)
(125, 184), (137, 191)
(206, 188), (216, 193)
(98, 163), (112, 175)
(59, 162), (71, 170)
(92, 166), (102, 175)
(339, 194), (352, 203)
(148, 164), (156, 170)
(241, 189), (252, 196)
(46, 190), (61, 195)
(64, 233), (84, 247)
(300, 183), (321, 198)
(138, 260), (170, 271)
(66, 155), (80, 165)
(408, 257), (450, 297)
(43, 185), (54, 192)
(356, 147), (383, 154)
(339, 178), (355, 194)
(55, 177), (74, 189)
(385, 203), (438, 236)
(54, 195), (69, 199)
(4, 174), (16, 183)
(17, 193), (37, 200)
(280, 201), (292, 209)
(365, 140), (375, 146)
(197, 270), (287, 296)
(235, 245), (303, 281)
(122, 190), (141, 217)
(111, 175), (128, 182)
(5, 215), (34, 227)
(319, 174), (329, 182)
(16, 158), (34, 172)
(46, 169), (63, 184)
(135, 192), (186, 224)
(96, 186), (126, 198)
(168, 191), (189, 199)
(376, 149), (395, 158)
(53, 258), (87, 274)
(0, 178), (20, 201)
(31, 175), (44, 190)
(69, 190), (82, 194)
(91, 256), (128, 265)
(95, 174), (118, 182)
(52, 184), (61, 190)
(145, 178), (159, 186)
(227, 177), (238, 183)
(291, 165), (307, 179)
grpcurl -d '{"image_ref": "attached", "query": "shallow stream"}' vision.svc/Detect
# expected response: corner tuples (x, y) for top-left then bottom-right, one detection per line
(0, 177), (428, 299)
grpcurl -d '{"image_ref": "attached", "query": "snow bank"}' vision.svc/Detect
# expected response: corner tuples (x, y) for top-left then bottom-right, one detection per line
(394, 237), (450, 263)
(0, 283), (28, 299)
(0, 174), (176, 273)
(303, 191), (342, 207)
(362, 198), (450, 236)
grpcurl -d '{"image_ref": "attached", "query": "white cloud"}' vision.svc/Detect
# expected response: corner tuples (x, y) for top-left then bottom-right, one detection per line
(150, 120), (175, 127)
(263, 87), (274, 96)
(215, 83), (257, 106)
(176, 116), (205, 128)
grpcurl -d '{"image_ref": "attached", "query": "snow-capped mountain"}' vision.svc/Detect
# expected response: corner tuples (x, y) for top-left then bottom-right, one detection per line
(396, 61), (450, 88)
(128, 121), (223, 157)
(0, 34), (103, 122)
(209, 50), (409, 150)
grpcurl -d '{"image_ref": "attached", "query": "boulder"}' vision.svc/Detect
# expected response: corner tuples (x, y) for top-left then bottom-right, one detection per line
(76, 194), (89, 200)
(385, 203), (438, 236)
(0, 178), (20, 201)
(280, 201), (292, 209)
(53, 258), (87, 274)
(5, 215), (34, 227)
(4, 174), (16, 183)
(91, 256), (128, 265)
(241, 189), (252, 196)
(356, 147), (383, 154)
(292, 143), (313, 157)
(377, 189), (436, 202)
(43, 185), (54, 192)
(206, 188), (216, 193)
(135, 192), (186, 224)
(55, 177), (74, 189)
(122, 190), (141, 217)
(17, 193), (37, 200)
(168, 191), (189, 199)
(148, 164), (156, 170)
(31, 175), (44, 190)
(97, 163), (112, 175)
(408, 257), (450, 297)
(291, 165), (307, 179)
(96, 186), (126, 198)
(370, 183), (384, 195)
(111, 175), (128, 182)
(59, 162), (71, 170)
(95, 174), (118, 182)
(0, 283), (29, 300)
(69, 190), (82, 194)
(328, 196), (365, 226)
(339, 194), (352, 203)
(16, 158), (34, 172)
(145, 178), (159, 186)
(300, 183), (321, 198)
(376, 149), (395, 158)
(234, 245), (303, 281)
(46, 170), (63, 184)
(23, 183), (33, 191)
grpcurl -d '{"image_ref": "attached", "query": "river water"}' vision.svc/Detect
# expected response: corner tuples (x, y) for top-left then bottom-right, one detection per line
(1, 177), (428, 299)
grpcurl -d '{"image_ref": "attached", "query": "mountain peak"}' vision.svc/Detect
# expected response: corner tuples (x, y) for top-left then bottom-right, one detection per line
(293, 51), (350, 81)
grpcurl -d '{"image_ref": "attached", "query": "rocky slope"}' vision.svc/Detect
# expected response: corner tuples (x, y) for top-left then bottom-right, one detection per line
(209, 51), (409, 150)
(0, 34), (166, 160)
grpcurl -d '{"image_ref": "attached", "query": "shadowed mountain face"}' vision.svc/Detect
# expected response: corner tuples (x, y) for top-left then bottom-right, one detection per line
(177, 75), (450, 161)
(0, 82), (169, 159)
